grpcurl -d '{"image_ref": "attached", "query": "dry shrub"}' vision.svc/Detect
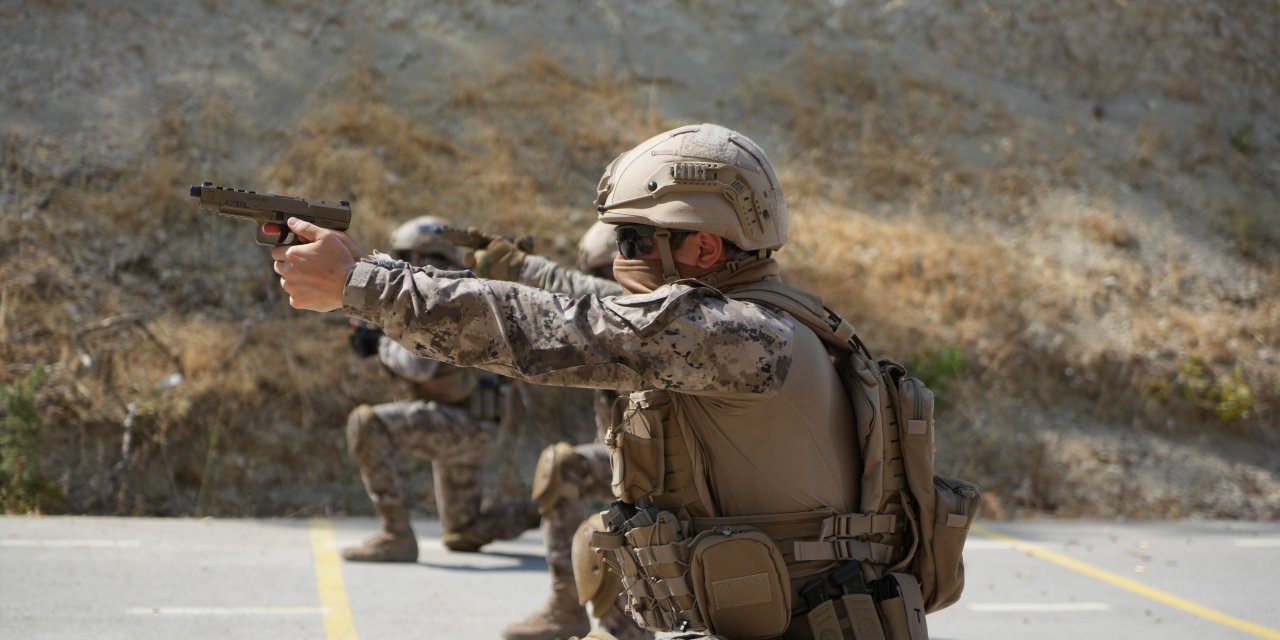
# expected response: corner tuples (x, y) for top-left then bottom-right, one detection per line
(1079, 210), (1137, 250)
(263, 47), (664, 257)
(2, 49), (646, 516)
(4, 33), (1278, 520)
(756, 44), (978, 206)
(730, 159), (1235, 515)
(785, 200), (1025, 359)
(751, 26), (1279, 460)
(80, 48), (660, 516)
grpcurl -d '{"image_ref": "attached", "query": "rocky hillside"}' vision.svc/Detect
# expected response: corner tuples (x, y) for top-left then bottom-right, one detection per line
(2, 0), (1277, 519)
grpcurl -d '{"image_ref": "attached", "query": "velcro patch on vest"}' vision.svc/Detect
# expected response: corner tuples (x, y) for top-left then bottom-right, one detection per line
(907, 419), (929, 435)
(946, 513), (970, 528)
(712, 572), (773, 609)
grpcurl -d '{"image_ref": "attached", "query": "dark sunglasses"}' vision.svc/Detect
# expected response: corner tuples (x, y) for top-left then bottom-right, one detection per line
(614, 224), (658, 259)
(614, 224), (690, 260)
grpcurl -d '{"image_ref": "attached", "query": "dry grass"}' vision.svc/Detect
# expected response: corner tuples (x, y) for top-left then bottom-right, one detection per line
(3, 37), (1277, 519)
(1, 50), (659, 516)
(262, 47), (665, 257)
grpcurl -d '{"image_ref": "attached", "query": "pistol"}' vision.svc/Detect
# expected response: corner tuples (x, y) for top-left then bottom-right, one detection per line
(188, 181), (352, 246)
(437, 225), (536, 252)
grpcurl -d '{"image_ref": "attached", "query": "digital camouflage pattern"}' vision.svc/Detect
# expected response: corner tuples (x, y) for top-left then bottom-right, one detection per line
(344, 254), (857, 520)
(504, 254), (649, 640)
(348, 336), (538, 553)
(338, 125), (863, 639)
(350, 399), (537, 542)
(344, 247), (860, 639)
(344, 257), (791, 395)
(519, 253), (624, 307)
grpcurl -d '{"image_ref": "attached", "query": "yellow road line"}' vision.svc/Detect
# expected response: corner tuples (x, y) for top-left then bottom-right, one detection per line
(309, 518), (360, 640)
(972, 523), (1280, 639)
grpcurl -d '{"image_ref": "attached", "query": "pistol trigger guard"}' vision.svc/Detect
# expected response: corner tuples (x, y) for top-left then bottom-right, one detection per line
(254, 224), (294, 246)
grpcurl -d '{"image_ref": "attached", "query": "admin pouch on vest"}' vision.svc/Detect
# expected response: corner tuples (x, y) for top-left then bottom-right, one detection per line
(590, 501), (792, 639)
(592, 280), (982, 640)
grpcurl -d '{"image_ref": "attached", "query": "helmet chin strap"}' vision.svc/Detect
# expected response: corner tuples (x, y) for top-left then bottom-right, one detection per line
(694, 251), (769, 287)
(654, 229), (682, 284)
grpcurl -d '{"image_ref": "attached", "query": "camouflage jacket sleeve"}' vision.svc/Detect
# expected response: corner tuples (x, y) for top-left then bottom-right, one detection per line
(342, 254), (793, 394)
(518, 254), (625, 298)
(375, 334), (441, 383)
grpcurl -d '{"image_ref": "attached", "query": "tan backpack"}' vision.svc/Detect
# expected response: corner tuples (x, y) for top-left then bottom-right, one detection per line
(729, 282), (983, 614)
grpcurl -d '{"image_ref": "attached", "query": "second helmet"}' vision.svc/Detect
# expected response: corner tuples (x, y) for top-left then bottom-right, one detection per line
(389, 216), (460, 263)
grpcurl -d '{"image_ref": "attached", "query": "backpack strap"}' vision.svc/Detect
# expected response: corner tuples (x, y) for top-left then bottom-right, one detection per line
(727, 282), (872, 358)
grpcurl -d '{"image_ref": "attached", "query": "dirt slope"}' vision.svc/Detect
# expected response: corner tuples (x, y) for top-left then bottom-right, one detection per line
(1, 0), (1277, 519)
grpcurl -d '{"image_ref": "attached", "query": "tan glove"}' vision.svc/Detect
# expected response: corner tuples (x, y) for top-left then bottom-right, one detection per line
(438, 225), (494, 250)
(467, 235), (527, 281)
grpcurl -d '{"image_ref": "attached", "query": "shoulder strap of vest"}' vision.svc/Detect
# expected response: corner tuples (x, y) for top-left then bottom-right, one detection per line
(727, 281), (874, 359)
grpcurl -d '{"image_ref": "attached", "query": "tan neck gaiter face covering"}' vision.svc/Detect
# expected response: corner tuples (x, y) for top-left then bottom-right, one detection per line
(613, 259), (718, 294)
(613, 256), (784, 295)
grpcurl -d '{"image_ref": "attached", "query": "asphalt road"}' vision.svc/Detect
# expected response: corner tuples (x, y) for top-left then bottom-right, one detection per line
(2, 516), (1278, 639)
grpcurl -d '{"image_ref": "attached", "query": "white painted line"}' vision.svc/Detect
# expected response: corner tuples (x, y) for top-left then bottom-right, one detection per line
(968, 602), (1112, 613)
(1234, 538), (1280, 548)
(126, 607), (328, 616)
(1, 539), (141, 548)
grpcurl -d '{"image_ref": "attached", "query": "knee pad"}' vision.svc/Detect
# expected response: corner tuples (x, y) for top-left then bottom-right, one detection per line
(532, 441), (584, 515)
(346, 405), (381, 455)
(573, 512), (622, 617)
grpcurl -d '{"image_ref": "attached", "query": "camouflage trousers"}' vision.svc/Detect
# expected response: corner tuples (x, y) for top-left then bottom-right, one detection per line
(348, 399), (538, 543)
(542, 443), (612, 586)
(543, 442), (650, 638)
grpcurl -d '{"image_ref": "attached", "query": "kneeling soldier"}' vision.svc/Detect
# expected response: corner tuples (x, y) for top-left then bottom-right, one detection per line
(342, 217), (540, 562)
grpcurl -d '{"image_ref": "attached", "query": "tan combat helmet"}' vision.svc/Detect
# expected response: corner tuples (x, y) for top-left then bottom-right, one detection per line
(389, 216), (459, 265)
(576, 220), (617, 273)
(594, 123), (786, 254)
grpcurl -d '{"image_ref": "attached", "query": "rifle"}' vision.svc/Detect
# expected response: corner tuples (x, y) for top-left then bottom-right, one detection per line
(188, 181), (352, 246)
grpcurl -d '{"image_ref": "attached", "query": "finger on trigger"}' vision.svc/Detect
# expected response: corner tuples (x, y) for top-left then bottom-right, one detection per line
(286, 216), (320, 242)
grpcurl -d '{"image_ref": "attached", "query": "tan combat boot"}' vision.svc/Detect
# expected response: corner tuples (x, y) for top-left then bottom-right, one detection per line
(501, 577), (590, 640)
(441, 529), (490, 553)
(341, 504), (418, 563)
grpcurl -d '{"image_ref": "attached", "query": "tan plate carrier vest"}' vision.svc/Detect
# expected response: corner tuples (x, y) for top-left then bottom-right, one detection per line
(589, 281), (982, 640)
